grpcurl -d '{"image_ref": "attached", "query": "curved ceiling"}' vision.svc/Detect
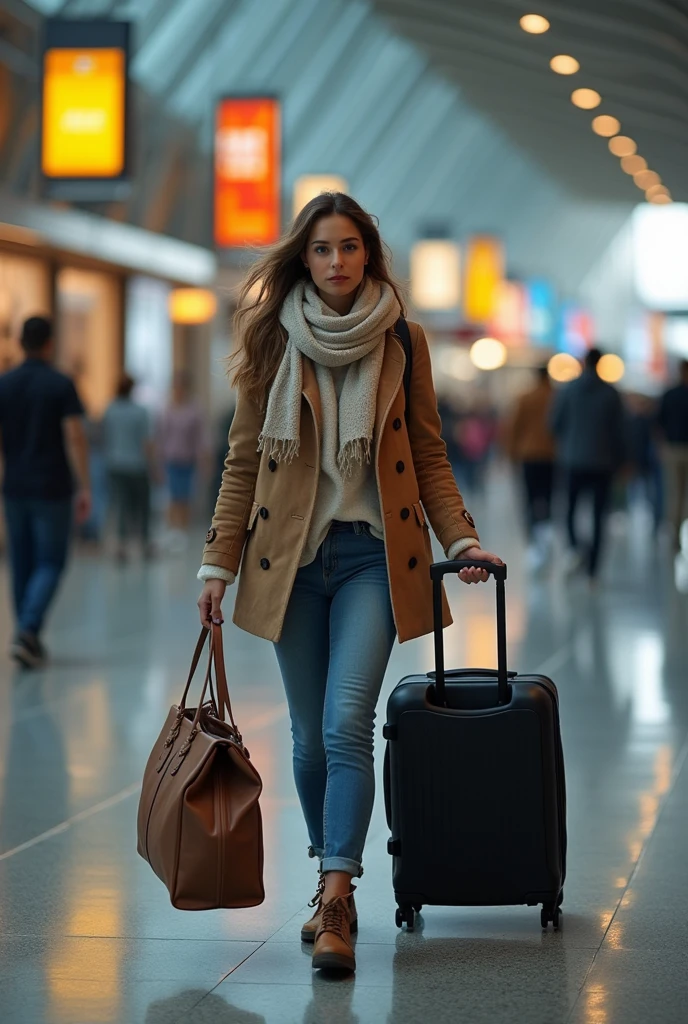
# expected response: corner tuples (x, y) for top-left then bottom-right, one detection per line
(13, 0), (658, 294)
(367, 0), (688, 202)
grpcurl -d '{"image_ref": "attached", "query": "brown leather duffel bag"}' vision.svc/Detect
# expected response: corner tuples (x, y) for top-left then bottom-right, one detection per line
(137, 623), (264, 910)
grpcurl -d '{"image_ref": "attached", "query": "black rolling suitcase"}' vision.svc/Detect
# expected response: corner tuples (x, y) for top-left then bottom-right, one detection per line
(383, 559), (566, 931)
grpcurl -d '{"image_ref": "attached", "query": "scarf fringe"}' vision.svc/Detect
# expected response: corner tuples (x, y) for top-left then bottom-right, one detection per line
(336, 437), (372, 478)
(257, 434), (300, 464)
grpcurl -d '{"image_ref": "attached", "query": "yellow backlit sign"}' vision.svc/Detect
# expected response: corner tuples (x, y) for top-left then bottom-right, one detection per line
(42, 48), (126, 178)
(464, 236), (505, 324)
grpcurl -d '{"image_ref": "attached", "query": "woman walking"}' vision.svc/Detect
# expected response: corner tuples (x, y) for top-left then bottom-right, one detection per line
(197, 193), (502, 973)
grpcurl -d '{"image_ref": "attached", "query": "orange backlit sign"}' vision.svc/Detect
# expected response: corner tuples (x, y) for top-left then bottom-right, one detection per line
(214, 98), (281, 248)
(42, 48), (126, 178)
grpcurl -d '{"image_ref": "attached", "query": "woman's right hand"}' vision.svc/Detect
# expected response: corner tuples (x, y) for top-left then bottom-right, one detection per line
(197, 579), (227, 627)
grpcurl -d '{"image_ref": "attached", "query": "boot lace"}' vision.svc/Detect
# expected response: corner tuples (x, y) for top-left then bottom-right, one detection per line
(308, 873), (326, 909)
(319, 894), (350, 941)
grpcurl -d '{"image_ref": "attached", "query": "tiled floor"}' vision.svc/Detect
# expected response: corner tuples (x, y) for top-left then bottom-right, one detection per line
(1, 474), (687, 1023)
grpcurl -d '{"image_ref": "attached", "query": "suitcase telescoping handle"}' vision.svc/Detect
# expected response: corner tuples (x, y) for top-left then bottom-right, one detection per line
(430, 560), (509, 707)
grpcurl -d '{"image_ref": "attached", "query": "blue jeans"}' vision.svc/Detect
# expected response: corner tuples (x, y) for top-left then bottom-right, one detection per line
(274, 521), (397, 877)
(4, 498), (72, 635)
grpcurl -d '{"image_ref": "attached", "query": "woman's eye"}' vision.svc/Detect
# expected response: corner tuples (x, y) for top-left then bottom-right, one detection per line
(315, 246), (328, 254)
(345, 245), (358, 251)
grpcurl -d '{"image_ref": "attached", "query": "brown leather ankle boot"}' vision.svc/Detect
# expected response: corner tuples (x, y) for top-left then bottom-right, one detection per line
(301, 876), (357, 943)
(311, 892), (356, 972)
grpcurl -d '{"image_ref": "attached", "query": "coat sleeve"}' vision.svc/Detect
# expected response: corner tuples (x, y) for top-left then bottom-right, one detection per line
(407, 322), (480, 554)
(200, 388), (263, 575)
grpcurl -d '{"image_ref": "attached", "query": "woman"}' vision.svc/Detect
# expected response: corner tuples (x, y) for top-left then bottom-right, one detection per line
(197, 193), (503, 973)
(156, 370), (208, 552)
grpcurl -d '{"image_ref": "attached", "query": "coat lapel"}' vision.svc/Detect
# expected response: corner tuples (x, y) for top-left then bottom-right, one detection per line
(374, 330), (405, 440)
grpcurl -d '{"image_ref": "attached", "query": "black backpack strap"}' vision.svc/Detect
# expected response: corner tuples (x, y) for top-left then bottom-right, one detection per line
(394, 317), (413, 425)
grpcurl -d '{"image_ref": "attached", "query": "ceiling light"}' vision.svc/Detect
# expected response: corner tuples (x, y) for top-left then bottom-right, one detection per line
(597, 354), (625, 384)
(169, 288), (218, 325)
(571, 88), (602, 110)
(550, 54), (579, 75)
(646, 184), (670, 199)
(589, 116), (622, 138)
(470, 337), (507, 371)
(634, 170), (661, 190)
(608, 136), (636, 157)
(649, 193), (672, 205)
(520, 14), (550, 33)
(548, 353), (581, 383)
(592, 115), (620, 137)
(620, 155), (647, 175)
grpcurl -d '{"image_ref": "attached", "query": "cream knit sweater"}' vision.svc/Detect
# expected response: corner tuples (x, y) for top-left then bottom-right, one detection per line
(198, 363), (474, 588)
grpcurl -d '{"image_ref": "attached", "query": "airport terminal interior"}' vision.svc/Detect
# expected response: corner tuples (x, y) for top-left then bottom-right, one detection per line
(1, 1), (688, 1022)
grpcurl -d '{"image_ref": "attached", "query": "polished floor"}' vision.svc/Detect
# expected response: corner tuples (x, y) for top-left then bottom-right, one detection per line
(1, 473), (687, 1024)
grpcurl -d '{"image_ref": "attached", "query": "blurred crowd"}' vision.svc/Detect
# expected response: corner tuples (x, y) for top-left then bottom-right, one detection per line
(2, 314), (688, 669)
(438, 352), (688, 582)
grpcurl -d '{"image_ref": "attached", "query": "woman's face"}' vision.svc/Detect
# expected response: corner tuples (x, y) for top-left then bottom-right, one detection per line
(303, 215), (368, 304)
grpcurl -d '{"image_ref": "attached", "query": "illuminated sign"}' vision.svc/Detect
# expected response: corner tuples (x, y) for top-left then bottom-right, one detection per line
(214, 97), (281, 248)
(43, 49), (125, 177)
(489, 280), (526, 343)
(463, 236), (505, 324)
(41, 20), (130, 198)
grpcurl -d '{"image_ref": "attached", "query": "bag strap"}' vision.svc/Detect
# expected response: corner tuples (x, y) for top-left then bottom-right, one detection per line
(394, 317), (413, 425)
(179, 625), (237, 733)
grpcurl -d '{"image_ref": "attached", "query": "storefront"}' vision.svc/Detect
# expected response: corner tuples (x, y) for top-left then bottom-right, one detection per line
(0, 195), (217, 418)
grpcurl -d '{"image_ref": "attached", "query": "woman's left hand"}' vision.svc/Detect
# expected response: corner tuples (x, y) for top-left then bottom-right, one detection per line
(456, 547), (505, 585)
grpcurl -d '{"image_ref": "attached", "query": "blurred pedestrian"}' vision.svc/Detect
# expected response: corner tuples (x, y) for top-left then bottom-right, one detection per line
(625, 393), (662, 535)
(504, 365), (556, 571)
(0, 316), (91, 668)
(657, 360), (688, 549)
(551, 348), (627, 580)
(155, 370), (209, 552)
(103, 374), (154, 562)
(455, 396), (496, 494)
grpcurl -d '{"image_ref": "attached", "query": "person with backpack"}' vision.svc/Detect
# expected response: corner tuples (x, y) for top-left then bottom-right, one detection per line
(196, 193), (503, 974)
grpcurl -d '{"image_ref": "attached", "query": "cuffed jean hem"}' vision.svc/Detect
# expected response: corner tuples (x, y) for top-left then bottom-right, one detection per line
(308, 845), (324, 863)
(321, 857), (364, 878)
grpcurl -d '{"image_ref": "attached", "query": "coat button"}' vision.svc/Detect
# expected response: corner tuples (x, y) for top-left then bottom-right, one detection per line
(400, 507), (410, 520)
(259, 506), (269, 519)
(268, 459), (277, 472)
(408, 557), (418, 569)
(205, 527), (217, 543)
(393, 418), (402, 431)
(396, 460), (405, 473)
(260, 558), (270, 570)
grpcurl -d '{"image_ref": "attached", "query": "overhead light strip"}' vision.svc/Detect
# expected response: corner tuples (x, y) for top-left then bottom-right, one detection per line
(519, 11), (672, 204)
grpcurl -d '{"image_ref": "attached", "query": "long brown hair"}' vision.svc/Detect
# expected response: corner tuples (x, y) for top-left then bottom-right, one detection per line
(230, 192), (406, 407)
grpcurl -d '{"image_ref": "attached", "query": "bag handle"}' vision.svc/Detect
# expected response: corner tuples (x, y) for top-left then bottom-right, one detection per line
(179, 625), (237, 730)
(430, 560), (509, 707)
(167, 624), (243, 776)
(208, 623), (240, 735)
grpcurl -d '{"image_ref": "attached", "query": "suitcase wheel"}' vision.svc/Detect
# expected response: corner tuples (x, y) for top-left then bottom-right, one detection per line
(540, 904), (563, 931)
(395, 905), (416, 931)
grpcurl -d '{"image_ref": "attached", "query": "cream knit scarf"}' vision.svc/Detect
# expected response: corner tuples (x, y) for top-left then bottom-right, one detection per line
(259, 276), (400, 476)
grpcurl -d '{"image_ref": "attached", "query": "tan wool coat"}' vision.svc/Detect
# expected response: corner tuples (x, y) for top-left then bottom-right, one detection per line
(202, 320), (479, 644)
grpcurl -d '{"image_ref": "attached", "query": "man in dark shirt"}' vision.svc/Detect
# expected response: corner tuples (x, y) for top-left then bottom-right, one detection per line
(0, 316), (91, 667)
(551, 348), (627, 580)
(658, 360), (688, 548)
